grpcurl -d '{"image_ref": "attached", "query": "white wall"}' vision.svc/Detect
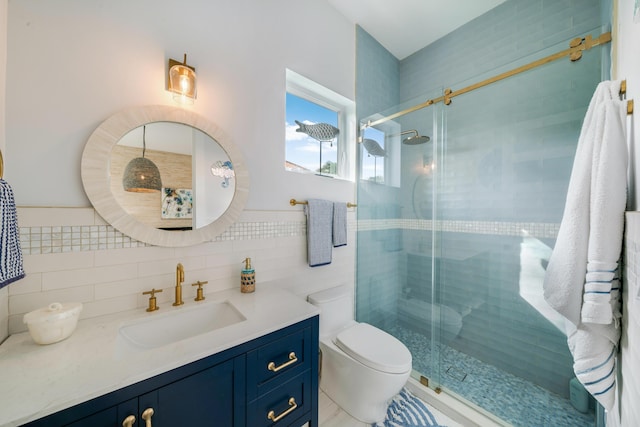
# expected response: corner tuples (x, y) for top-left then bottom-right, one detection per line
(619, 213), (640, 426)
(0, 0), (8, 342)
(2, 1), (357, 334)
(616, 0), (640, 211)
(613, 0), (640, 425)
(5, 0), (355, 209)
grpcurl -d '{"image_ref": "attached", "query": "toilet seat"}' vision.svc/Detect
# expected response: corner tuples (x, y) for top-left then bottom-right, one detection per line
(335, 323), (412, 374)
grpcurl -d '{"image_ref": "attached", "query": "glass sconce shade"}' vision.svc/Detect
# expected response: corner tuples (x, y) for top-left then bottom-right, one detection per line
(122, 157), (163, 192)
(168, 54), (197, 103)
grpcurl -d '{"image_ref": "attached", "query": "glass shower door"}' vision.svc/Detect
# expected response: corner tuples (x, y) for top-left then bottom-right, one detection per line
(430, 42), (604, 425)
(356, 33), (606, 424)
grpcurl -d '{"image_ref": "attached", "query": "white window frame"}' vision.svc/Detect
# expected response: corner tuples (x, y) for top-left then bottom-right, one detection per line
(285, 69), (356, 181)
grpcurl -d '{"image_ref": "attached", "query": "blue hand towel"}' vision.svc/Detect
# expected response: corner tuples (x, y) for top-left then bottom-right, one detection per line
(0, 179), (25, 289)
(333, 202), (347, 247)
(305, 199), (333, 267)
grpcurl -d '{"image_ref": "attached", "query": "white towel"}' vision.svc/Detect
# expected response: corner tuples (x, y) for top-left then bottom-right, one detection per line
(543, 80), (627, 410)
(569, 323), (619, 410)
(332, 202), (347, 247)
(305, 199), (333, 267)
(0, 179), (25, 289)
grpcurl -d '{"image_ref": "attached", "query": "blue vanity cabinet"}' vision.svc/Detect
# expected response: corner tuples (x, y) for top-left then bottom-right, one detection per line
(22, 316), (318, 427)
(138, 357), (243, 427)
(247, 319), (318, 426)
(28, 355), (244, 427)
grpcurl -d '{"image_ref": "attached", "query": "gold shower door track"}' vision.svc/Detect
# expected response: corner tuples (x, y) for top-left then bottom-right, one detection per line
(362, 31), (624, 129)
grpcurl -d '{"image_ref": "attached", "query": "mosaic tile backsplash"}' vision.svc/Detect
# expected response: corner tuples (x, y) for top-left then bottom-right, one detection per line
(19, 219), (558, 255)
(18, 221), (308, 255)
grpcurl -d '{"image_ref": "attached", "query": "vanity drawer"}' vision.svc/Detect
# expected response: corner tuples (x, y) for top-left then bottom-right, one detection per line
(247, 370), (312, 427)
(247, 325), (311, 398)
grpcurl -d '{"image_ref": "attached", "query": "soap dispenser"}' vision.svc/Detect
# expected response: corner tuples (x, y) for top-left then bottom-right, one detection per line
(241, 258), (255, 293)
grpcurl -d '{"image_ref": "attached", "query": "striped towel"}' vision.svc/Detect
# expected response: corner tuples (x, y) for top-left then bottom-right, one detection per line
(0, 179), (25, 289)
(543, 80), (626, 410)
(373, 388), (446, 427)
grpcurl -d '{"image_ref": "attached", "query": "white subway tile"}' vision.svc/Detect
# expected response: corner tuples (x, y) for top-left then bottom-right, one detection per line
(174, 241), (234, 258)
(8, 314), (28, 334)
(7, 273), (42, 296)
(81, 295), (139, 320)
(94, 246), (175, 267)
(16, 207), (96, 227)
(94, 278), (150, 301)
(9, 286), (95, 317)
(42, 263), (138, 291)
(0, 288), (7, 341)
(24, 251), (95, 274)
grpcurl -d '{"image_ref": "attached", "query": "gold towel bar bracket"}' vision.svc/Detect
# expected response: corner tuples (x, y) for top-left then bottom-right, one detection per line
(0, 148), (3, 179)
(290, 198), (357, 208)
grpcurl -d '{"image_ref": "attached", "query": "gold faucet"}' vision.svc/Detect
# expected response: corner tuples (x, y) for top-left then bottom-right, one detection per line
(173, 263), (185, 306)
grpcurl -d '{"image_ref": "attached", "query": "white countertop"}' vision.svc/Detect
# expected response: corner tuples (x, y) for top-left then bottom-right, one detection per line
(0, 287), (320, 426)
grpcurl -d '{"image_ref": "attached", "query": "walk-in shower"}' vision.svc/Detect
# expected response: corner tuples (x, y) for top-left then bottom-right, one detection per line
(355, 3), (611, 423)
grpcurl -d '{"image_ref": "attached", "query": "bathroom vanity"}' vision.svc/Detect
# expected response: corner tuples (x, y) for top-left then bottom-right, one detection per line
(0, 288), (319, 427)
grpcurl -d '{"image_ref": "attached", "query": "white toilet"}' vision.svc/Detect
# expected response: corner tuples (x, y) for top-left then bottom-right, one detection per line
(307, 285), (412, 423)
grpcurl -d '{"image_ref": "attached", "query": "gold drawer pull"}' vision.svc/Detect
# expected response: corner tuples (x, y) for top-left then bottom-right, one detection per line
(122, 415), (136, 427)
(141, 408), (154, 427)
(267, 352), (298, 372)
(267, 397), (297, 422)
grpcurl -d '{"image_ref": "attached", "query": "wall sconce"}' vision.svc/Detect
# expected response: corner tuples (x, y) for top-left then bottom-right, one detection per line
(211, 160), (235, 188)
(168, 53), (197, 104)
(122, 126), (162, 192)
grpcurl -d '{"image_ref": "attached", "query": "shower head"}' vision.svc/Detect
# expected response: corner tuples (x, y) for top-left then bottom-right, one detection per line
(362, 138), (387, 157)
(400, 130), (430, 145)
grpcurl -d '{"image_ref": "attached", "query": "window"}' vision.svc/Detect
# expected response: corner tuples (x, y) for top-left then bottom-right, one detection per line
(358, 115), (401, 188)
(285, 69), (355, 180)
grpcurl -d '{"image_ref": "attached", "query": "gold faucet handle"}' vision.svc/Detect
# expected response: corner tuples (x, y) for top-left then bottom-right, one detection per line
(142, 288), (163, 312)
(192, 281), (208, 301)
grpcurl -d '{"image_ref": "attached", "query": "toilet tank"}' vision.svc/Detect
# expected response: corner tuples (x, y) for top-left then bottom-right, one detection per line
(307, 285), (353, 336)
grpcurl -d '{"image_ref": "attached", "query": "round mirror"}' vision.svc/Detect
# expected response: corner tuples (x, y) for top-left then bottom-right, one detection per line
(81, 105), (249, 247)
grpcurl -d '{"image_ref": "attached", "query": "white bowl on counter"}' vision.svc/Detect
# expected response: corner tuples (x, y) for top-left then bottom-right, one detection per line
(23, 302), (83, 345)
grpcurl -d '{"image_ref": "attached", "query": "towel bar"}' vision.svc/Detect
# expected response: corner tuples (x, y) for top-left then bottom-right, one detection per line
(290, 198), (357, 208)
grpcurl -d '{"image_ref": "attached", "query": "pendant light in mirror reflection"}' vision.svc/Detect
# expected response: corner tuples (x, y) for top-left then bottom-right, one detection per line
(211, 160), (235, 188)
(122, 125), (163, 192)
(168, 53), (197, 104)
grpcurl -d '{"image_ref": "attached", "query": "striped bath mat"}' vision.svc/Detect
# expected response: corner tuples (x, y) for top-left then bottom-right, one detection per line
(373, 388), (447, 427)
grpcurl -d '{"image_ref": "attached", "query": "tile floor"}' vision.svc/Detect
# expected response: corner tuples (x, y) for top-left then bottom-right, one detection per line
(390, 324), (596, 427)
(319, 389), (462, 427)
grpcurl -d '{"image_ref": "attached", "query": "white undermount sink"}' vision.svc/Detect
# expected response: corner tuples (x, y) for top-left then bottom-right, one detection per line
(117, 300), (246, 350)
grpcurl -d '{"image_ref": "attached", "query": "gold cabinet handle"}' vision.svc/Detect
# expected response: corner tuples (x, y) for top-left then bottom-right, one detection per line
(267, 352), (298, 372)
(141, 408), (154, 427)
(122, 415), (136, 427)
(267, 397), (297, 422)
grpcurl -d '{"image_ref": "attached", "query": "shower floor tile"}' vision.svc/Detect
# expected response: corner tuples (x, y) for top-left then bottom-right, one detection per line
(389, 324), (596, 427)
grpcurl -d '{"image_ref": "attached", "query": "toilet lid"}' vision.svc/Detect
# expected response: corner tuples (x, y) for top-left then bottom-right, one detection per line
(335, 323), (412, 374)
